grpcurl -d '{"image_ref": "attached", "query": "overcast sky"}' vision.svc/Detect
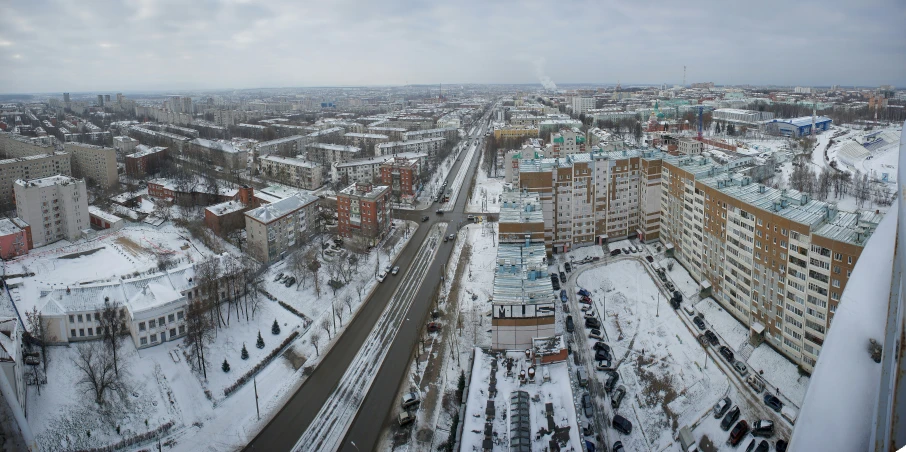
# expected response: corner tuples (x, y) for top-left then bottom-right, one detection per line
(1, 0), (904, 93)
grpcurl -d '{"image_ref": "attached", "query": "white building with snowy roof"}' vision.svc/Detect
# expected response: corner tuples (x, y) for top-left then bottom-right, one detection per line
(244, 192), (320, 263)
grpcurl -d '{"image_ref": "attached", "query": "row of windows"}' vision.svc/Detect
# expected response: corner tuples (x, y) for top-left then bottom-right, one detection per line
(138, 311), (184, 331)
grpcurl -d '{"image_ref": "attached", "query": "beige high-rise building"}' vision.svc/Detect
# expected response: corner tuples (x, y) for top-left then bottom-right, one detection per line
(65, 142), (119, 189)
(14, 175), (89, 247)
(0, 153), (72, 212)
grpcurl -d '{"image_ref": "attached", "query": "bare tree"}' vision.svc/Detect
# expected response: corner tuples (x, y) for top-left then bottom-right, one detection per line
(184, 300), (214, 379)
(24, 306), (51, 371)
(356, 281), (366, 304)
(333, 299), (344, 327)
(74, 342), (127, 405)
(310, 332), (321, 357)
(320, 317), (332, 339)
(308, 251), (322, 296)
(99, 299), (128, 377)
(343, 294), (354, 316)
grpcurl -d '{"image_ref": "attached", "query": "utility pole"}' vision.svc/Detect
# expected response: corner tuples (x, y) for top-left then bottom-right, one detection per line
(254, 377), (260, 420)
(656, 292), (660, 317)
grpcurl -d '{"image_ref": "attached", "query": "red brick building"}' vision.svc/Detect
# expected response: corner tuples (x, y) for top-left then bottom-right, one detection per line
(379, 157), (421, 202)
(337, 181), (391, 248)
(203, 186), (256, 236)
(125, 145), (168, 178)
(0, 218), (31, 259)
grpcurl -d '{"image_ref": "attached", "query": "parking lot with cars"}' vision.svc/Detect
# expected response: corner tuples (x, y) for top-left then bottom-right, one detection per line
(553, 240), (794, 451)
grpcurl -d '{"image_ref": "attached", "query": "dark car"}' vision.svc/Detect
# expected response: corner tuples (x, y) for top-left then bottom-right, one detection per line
(435, 209), (444, 215)
(594, 348), (611, 363)
(551, 273), (560, 283)
(579, 296), (592, 305)
(551, 276), (561, 290)
(582, 393), (593, 418)
(560, 290), (569, 302)
(564, 262), (572, 273)
(593, 341), (611, 354)
(721, 405), (740, 431)
(729, 420), (750, 446)
(611, 385), (626, 409)
(566, 315), (575, 333)
(612, 415), (632, 434)
(704, 330), (719, 346)
(604, 370), (619, 392)
(578, 288), (591, 297)
(612, 441), (624, 452)
(693, 316), (706, 330)
(559, 271), (567, 282)
(764, 394), (783, 412)
(751, 420), (774, 437)
(421, 215), (429, 222)
(646, 255), (654, 262)
(610, 249), (621, 256)
(585, 317), (600, 329)
(719, 346), (735, 362)
(776, 439), (788, 452)
(744, 438), (757, 452)
(754, 440), (770, 452)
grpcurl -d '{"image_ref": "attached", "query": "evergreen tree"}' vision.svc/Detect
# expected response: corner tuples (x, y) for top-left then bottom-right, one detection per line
(222, 359), (230, 373)
(256, 331), (265, 349)
(272, 319), (281, 335)
(241, 343), (249, 360)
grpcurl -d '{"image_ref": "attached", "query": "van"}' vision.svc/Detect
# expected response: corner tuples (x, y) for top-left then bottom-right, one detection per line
(576, 367), (588, 387)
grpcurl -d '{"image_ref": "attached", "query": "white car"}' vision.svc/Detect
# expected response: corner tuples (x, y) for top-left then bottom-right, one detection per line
(392, 266), (400, 275)
(377, 271), (387, 283)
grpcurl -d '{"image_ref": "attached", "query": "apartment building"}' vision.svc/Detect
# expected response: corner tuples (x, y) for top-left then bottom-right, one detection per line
(402, 127), (458, 141)
(549, 128), (586, 158)
(0, 152), (71, 212)
(366, 126), (407, 140)
(0, 218), (31, 259)
(493, 125), (540, 141)
(517, 149), (666, 254)
(258, 155), (323, 190)
(491, 192), (555, 350)
(65, 142), (119, 189)
(375, 137), (445, 156)
(14, 175), (89, 247)
(344, 132), (390, 150)
(379, 157), (422, 202)
(187, 138), (248, 170)
(125, 145), (167, 178)
(0, 131), (58, 158)
(336, 182), (391, 248)
(659, 154), (879, 372)
(570, 96), (595, 114)
(306, 142), (361, 168)
(332, 151), (428, 187)
(113, 135), (139, 153)
(255, 135), (306, 157)
(244, 192), (320, 263)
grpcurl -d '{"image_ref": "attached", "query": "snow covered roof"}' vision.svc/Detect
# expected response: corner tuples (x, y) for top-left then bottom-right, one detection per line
(260, 154), (319, 168)
(244, 193), (319, 224)
(0, 218), (23, 236)
(127, 282), (183, 315)
(308, 142), (360, 153)
(332, 152), (428, 169)
(14, 174), (80, 189)
(127, 145), (167, 158)
(344, 133), (390, 139)
(87, 206), (122, 224)
(256, 135), (305, 147)
(205, 200), (248, 216)
(190, 138), (241, 153)
(499, 191), (543, 224)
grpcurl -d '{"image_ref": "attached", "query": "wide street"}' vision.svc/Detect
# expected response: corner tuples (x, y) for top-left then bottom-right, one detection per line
(246, 106), (494, 452)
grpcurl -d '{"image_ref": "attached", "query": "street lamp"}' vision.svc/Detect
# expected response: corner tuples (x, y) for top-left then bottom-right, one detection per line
(350, 441), (360, 452)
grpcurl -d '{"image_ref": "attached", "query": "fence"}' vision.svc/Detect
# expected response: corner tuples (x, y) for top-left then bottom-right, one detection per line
(74, 421), (174, 452)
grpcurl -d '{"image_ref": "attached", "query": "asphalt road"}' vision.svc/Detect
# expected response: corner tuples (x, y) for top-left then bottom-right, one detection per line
(245, 110), (492, 452)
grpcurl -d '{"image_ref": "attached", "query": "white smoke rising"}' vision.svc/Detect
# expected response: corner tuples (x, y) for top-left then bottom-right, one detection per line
(533, 57), (557, 91)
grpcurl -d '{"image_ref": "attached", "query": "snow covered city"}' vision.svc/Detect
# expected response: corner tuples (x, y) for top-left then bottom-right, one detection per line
(0, 1), (904, 451)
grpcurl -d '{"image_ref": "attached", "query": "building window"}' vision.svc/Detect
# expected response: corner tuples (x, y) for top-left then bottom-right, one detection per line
(168, 314), (175, 323)
(834, 252), (842, 261)
(151, 334), (157, 343)
(170, 328), (177, 337)
(87, 328), (93, 336)
(69, 315), (74, 323)
(159, 316), (166, 326)
(832, 279), (840, 288)
(139, 322), (146, 331)
(77, 314), (83, 322)
(140, 337), (147, 346)
(79, 329), (85, 337)
(149, 319), (156, 329)
(179, 325), (186, 334)
(847, 256), (853, 264)
(94, 313), (100, 321)
(70, 329), (76, 337)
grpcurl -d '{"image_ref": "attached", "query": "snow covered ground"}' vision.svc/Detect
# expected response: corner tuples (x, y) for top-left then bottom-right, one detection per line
(466, 149), (505, 213)
(460, 349), (582, 452)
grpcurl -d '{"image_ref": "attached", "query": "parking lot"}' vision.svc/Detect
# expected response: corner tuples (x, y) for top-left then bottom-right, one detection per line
(555, 244), (793, 451)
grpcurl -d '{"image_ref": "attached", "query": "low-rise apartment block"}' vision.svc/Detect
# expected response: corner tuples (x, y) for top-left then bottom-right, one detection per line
(332, 152), (428, 186)
(125, 145), (167, 178)
(244, 192), (320, 263)
(493, 125), (539, 141)
(255, 135), (306, 157)
(375, 137), (445, 156)
(258, 155), (323, 190)
(187, 138), (247, 169)
(65, 142), (119, 189)
(0, 131), (58, 158)
(306, 142), (361, 167)
(337, 182), (391, 248)
(402, 127), (458, 141)
(14, 175), (89, 247)
(379, 157), (422, 202)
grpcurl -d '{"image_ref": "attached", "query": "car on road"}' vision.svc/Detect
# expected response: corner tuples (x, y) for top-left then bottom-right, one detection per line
(564, 262), (572, 273)
(645, 255), (654, 263)
(611, 385), (626, 409)
(612, 414), (632, 434)
(560, 290), (568, 302)
(551, 277), (561, 291)
(751, 419), (774, 437)
(447, 233), (455, 241)
(713, 396), (731, 418)
(747, 375), (766, 393)
(391, 266), (400, 275)
(421, 215), (429, 222)
(734, 360), (749, 376)
(729, 420), (750, 446)
(719, 346), (735, 362)
(559, 271), (567, 282)
(693, 316), (706, 330)
(764, 394), (783, 412)
(589, 329), (603, 340)
(401, 391), (420, 408)
(467, 215), (475, 221)
(582, 393), (594, 418)
(721, 406), (740, 431)
(585, 317), (600, 329)
(704, 330), (719, 346)
(377, 271), (387, 283)
(398, 410), (415, 426)
(603, 370), (619, 392)
(436, 209), (444, 215)
(566, 315), (575, 333)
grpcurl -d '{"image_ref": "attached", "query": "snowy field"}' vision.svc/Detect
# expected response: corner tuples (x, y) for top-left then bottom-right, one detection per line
(577, 260), (730, 451)
(465, 147), (505, 213)
(460, 349), (582, 451)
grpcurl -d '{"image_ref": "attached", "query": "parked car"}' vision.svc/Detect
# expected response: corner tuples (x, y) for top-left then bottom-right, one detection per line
(734, 360), (749, 376)
(589, 329), (603, 340)
(729, 420), (750, 446)
(284, 277), (296, 287)
(754, 440), (770, 452)
(693, 316), (706, 330)
(559, 271), (567, 282)
(467, 215), (475, 221)
(621, 248), (630, 254)
(612, 441), (624, 452)
(552, 279), (561, 290)
(747, 375), (766, 393)
(401, 391), (420, 408)
(764, 394), (783, 412)
(564, 262), (572, 272)
(392, 266), (400, 275)
(594, 348), (611, 363)
(713, 396), (731, 418)
(566, 315), (575, 332)
(560, 290), (569, 302)
(610, 249), (621, 256)
(583, 310), (596, 319)
(436, 209), (444, 215)
(612, 414), (632, 434)
(585, 317), (600, 329)
(751, 419), (774, 437)
(582, 393), (594, 418)
(593, 341), (611, 353)
(721, 406), (740, 431)
(578, 288), (591, 297)
(273, 272), (283, 282)
(581, 304), (593, 312)
(704, 330), (719, 346)
(579, 296), (592, 305)
(447, 233), (455, 241)
(744, 438), (758, 452)
(398, 410), (415, 426)
(551, 273), (560, 283)
(719, 346), (735, 362)
(645, 255), (654, 263)
(776, 439), (788, 452)
(596, 361), (614, 371)
(604, 370), (619, 392)
(611, 385), (627, 409)
(377, 271), (387, 282)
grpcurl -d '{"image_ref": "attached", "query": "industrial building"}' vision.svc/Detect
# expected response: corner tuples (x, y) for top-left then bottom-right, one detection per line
(765, 116), (832, 137)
